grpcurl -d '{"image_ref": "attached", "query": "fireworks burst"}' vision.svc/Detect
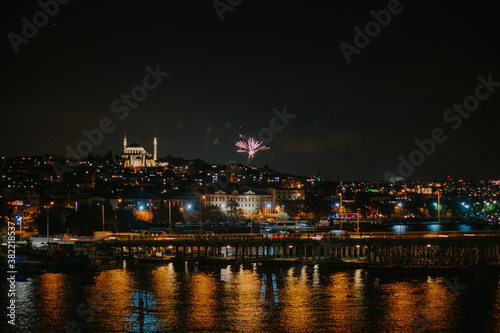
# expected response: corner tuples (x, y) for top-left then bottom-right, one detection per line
(236, 137), (270, 159)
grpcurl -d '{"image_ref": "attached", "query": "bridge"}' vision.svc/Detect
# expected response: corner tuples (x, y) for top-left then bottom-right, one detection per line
(93, 231), (500, 269)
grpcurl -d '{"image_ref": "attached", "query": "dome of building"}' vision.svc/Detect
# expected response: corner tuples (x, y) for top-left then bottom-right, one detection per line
(121, 132), (160, 168)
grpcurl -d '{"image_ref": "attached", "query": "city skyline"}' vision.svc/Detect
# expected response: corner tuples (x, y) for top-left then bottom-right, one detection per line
(2, 1), (500, 181)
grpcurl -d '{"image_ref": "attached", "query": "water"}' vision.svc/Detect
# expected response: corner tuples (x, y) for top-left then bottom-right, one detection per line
(388, 222), (498, 234)
(2, 262), (499, 332)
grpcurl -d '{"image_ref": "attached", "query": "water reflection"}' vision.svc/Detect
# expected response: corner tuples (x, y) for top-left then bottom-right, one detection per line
(150, 263), (179, 331)
(379, 281), (424, 331)
(489, 277), (500, 332)
(325, 272), (360, 332)
(231, 268), (264, 332)
(187, 272), (218, 331)
(388, 223), (484, 234)
(5, 264), (499, 332)
(391, 224), (409, 234)
(38, 273), (70, 329)
(280, 266), (315, 332)
(427, 224), (442, 232)
(457, 224), (472, 232)
(90, 269), (135, 332)
(418, 277), (456, 331)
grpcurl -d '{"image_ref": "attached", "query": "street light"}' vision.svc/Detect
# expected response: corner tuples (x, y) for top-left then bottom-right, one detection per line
(97, 202), (105, 231)
(200, 196), (206, 235)
(293, 193), (301, 219)
(250, 217), (253, 236)
(339, 193), (343, 232)
(168, 200), (172, 235)
(46, 201), (54, 244)
(115, 199), (121, 234)
(356, 208), (361, 233)
(102, 203), (105, 231)
(17, 202), (22, 243)
(396, 202), (403, 234)
(436, 191), (441, 233)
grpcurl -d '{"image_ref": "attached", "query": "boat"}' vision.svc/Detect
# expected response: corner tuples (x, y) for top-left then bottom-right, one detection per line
(0, 245), (45, 273)
(3, 256), (45, 273)
(133, 252), (173, 263)
(274, 221), (317, 232)
(315, 220), (335, 230)
(88, 251), (123, 271)
(43, 242), (94, 271)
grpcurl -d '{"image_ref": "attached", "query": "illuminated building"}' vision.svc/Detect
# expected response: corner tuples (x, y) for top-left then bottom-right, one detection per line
(120, 132), (166, 168)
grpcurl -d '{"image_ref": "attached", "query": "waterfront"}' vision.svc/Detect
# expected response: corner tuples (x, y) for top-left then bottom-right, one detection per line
(2, 262), (499, 332)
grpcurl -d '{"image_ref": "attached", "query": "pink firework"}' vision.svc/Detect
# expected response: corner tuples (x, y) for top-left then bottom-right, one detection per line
(236, 137), (270, 158)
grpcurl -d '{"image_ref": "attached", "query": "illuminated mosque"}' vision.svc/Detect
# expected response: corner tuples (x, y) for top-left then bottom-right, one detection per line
(120, 132), (166, 168)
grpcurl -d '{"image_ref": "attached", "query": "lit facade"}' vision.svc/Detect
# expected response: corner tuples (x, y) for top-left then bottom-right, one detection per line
(120, 132), (166, 168)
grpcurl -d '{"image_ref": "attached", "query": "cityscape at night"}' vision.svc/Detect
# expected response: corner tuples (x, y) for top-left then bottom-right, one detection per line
(2, 1), (500, 332)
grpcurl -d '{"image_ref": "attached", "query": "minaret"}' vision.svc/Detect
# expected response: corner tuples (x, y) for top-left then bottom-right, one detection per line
(123, 131), (127, 151)
(153, 132), (158, 162)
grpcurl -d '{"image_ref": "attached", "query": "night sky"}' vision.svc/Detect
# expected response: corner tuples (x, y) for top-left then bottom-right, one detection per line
(2, 1), (499, 181)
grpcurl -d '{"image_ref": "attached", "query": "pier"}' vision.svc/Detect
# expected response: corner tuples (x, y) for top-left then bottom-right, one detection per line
(93, 231), (500, 269)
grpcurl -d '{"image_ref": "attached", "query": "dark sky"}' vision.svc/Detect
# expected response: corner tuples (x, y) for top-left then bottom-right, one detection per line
(2, 1), (499, 181)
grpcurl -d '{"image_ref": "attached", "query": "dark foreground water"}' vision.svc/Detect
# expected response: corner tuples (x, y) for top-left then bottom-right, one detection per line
(2, 262), (500, 333)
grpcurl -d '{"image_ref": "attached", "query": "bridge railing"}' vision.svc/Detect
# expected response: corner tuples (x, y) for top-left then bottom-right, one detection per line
(89, 230), (500, 243)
